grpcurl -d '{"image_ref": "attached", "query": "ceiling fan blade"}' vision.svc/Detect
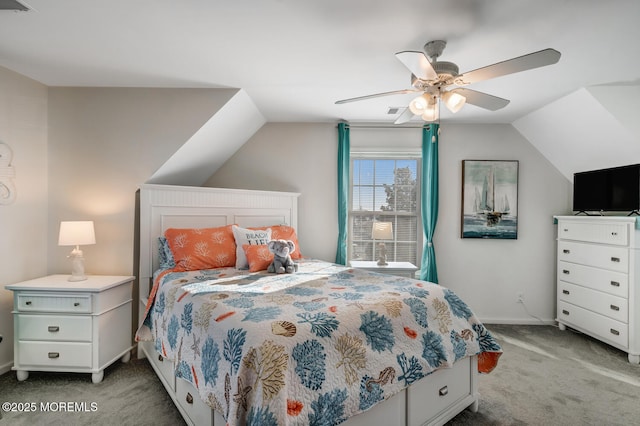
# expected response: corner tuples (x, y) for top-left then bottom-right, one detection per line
(455, 48), (561, 85)
(452, 88), (510, 111)
(335, 89), (419, 104)
(394, 108), (414, 124)
(395, 51), (438, 81)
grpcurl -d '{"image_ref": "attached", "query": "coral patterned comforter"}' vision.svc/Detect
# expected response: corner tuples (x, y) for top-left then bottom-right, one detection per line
(136, 259), (501, 426)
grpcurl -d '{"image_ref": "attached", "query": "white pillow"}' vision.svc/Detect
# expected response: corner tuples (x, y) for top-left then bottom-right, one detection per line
(232, 225), (271, 269)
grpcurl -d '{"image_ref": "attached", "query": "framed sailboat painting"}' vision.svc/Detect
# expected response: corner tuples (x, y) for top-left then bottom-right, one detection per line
(461, 160), (519, 239)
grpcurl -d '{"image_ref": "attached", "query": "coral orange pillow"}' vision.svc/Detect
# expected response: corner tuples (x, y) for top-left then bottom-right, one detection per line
(243, 244), (274, 272)
(254, 225), (303, 259)
(164, 225), (236, 271)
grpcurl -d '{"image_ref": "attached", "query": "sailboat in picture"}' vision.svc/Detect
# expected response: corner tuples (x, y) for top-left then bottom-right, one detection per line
(475, 166), (510, 226)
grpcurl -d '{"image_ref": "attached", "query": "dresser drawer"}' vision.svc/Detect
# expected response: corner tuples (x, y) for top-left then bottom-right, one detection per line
(558, 241), (628, 273)
(558, 301), (628, 349)
(558, 282), (628, 323)
(407, 357), (472, 426)
(17, 293), (92, 313)
(18, 314), (92, 342)
(557, 220), (628, 245)
(176, 377), (213, 426)
(557, 261), (628, 298)
(18, 341), (92, 368)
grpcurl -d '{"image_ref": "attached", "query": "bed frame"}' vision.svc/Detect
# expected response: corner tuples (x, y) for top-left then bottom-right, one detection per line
(136, 184), (479, 426)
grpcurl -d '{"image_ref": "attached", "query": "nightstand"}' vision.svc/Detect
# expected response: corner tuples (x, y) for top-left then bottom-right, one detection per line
(350, 261), (419, 278)
(5, 274), (134, 383)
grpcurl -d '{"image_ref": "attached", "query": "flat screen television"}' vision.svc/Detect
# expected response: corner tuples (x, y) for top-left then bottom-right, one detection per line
(573, 164), (640, 214)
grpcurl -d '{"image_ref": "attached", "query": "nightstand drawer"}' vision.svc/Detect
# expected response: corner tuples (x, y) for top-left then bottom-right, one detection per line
(17, 293), (91, 313)
(18, 315), (92, 342)
(18, 341), (92, 368)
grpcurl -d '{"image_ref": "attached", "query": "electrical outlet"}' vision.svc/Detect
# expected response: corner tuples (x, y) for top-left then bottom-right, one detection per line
(517, 293), (524, 303)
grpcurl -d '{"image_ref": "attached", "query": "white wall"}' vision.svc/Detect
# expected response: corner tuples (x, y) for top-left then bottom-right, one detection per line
(209, 122), (572, 324)
(437, 124), (571, 323)
(0, 66), (48, 373)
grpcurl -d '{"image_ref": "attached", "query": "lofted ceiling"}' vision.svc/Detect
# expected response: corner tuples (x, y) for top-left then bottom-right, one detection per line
(1, 0), (639, 125)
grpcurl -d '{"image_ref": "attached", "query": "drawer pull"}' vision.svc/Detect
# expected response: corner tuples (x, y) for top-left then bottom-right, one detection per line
(438, 386), (448, 397)
(562, 270), (570, 275)
(611, 257), (620, 263)
(186, 392), (194, 404)
(610, 329), (620, 336)
(562, 309), (570, 315)
(25, 301), (32, 306)
(611, 281), (620, 287)
(562, 249), (570, 254)
(48, 352), (60, 359)
(610, 305), (620, 311)
(47, 326), (60, 332)
(158, 355), (164, 362)
(74, 302), (80, 307)
(562, 290), (570, 295)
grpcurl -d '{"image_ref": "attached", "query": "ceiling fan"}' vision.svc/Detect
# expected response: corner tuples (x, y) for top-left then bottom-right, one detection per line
(335, 40), (561, 124)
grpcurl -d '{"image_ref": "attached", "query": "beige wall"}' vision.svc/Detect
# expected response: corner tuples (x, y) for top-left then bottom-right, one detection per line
(46, 87), (236, 277)
(0, 66), (49, 373)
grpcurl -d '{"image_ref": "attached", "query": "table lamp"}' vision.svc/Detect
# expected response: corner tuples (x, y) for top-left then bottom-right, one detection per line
(58, 221), (96, 281)
(372, 221), (393, 266)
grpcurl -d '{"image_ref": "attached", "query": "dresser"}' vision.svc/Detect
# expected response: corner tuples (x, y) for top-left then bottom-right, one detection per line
(554, 216), (640, 364)
(349, 261), (419, 278)
(5, 275), (135, 382)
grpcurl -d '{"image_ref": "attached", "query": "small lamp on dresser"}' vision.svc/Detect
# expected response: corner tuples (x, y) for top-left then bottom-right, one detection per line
(372, 221), (393, 266)
(58, 220), (96, 281)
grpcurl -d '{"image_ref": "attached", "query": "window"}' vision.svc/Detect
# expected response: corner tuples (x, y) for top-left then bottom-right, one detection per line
(349, 157), (422, 265)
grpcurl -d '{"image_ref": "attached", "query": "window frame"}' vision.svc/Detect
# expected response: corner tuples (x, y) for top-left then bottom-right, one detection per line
(348, 152), (423, 266)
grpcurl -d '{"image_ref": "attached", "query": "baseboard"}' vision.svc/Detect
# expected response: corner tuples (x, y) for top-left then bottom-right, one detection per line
(0, 360), (13, 376)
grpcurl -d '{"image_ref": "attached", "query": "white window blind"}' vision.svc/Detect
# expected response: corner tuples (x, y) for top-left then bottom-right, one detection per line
(349, 157), (422, 265)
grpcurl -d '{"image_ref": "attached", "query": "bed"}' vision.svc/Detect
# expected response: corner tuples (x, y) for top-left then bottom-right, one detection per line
(134, 184), (501, 426)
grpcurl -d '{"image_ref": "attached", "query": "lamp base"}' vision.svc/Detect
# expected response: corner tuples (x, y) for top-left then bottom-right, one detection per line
(377, 242), (388, 266)
(68, 274), (88, 282)
(67, 246), (87, 282)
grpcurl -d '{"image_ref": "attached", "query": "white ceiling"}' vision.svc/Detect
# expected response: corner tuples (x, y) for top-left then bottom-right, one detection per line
(1, 0), (639, 125)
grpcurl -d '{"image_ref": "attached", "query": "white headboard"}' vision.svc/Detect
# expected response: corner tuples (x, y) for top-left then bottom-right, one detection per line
(136, 184), (300, 304)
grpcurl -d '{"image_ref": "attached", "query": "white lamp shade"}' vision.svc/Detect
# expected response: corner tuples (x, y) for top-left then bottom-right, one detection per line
(408, 94), (431, 115)
(442, 90), (466, 113)
(421, 103), (439, 122)
(372, 222), (393, 240)
(58, 221), (96, 246)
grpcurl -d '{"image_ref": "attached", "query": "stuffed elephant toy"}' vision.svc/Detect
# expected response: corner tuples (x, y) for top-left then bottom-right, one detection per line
(267, 239), (298, 274)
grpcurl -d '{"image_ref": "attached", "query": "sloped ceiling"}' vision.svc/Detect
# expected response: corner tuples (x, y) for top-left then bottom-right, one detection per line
(147, 89), (265, 186)
(513, 85), (640, 181)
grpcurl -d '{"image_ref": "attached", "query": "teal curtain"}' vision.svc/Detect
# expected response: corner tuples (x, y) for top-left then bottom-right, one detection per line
(335, 122), (350, 265)
(420, 124), (439, 283)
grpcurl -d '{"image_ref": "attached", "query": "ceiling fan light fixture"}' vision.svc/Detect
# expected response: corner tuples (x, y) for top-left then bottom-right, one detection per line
(408, 93), (432, 115)
(421, 103), (439, 122)
(442, 91), (466, 113)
